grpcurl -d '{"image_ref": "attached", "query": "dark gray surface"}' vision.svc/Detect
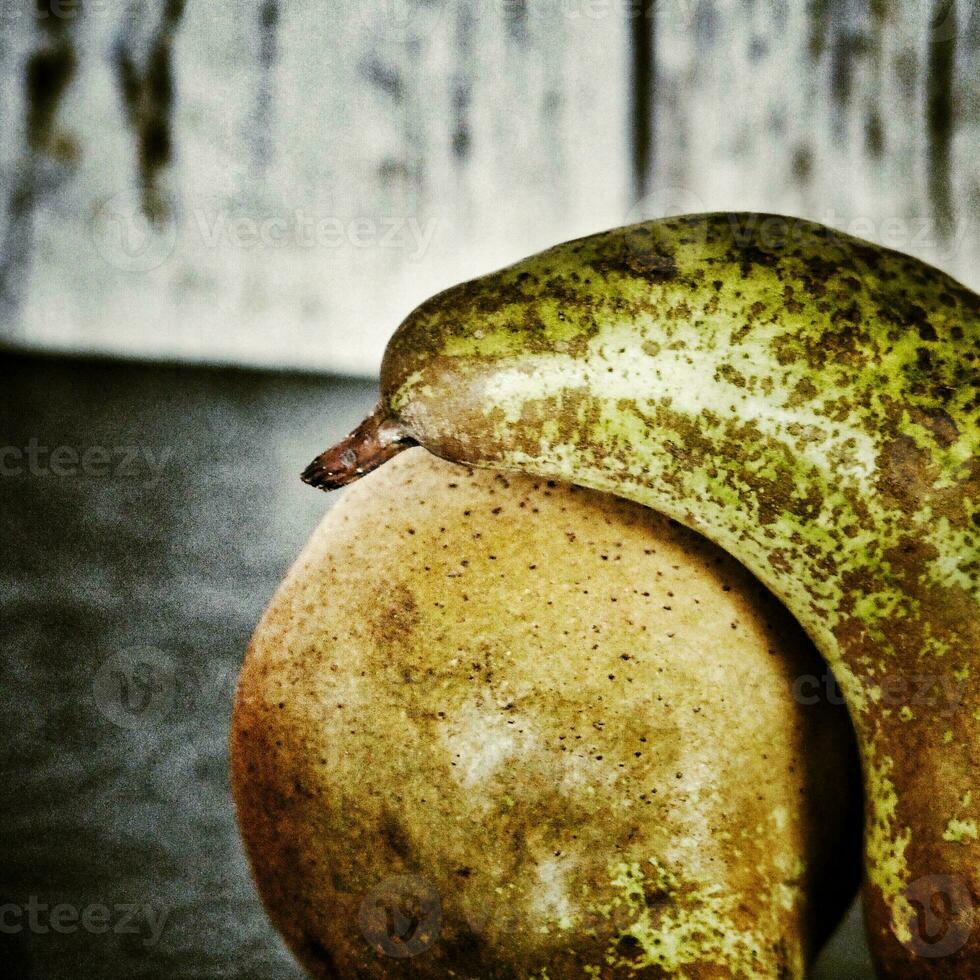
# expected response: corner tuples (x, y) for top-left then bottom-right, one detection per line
(0, 353), (873, 977)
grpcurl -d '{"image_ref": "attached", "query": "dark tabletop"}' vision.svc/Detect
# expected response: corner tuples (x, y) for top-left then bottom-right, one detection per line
(0, 352), (873, 978)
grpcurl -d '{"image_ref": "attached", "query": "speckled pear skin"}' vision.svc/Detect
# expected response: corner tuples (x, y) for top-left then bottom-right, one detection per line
(370, 214), (979, 977)
(236, 449), (862, 978)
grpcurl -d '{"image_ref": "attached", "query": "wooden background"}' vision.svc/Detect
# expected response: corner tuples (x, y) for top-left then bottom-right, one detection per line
(0, 0), (978, 375)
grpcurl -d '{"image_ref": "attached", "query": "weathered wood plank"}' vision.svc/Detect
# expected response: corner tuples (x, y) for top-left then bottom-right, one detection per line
(0, 0), (976, 374)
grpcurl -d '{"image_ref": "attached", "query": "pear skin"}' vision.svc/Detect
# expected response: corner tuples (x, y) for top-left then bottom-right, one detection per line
(236, 448), (861, 978)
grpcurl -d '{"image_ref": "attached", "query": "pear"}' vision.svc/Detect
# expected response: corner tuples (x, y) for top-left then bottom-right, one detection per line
(235, 448), (861, 978)
(304, 213), (979, 977)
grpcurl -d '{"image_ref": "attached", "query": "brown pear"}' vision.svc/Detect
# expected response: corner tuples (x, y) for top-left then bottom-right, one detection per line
(233, 448), (861, 978)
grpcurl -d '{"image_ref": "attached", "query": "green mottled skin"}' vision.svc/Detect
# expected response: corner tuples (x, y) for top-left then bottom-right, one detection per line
(376, 214), (979, 977)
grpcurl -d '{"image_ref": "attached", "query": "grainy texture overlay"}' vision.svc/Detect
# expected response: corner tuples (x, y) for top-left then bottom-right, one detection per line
(0, 352), (871, 977)
(0, 1), (977, 372)
(355, 212), (978, 975)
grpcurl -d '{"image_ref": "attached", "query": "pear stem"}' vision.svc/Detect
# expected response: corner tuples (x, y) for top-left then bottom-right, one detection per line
(301, 405), (416, 490)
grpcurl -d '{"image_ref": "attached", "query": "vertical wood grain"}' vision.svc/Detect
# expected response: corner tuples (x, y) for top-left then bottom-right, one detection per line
(0, 0), (976, 374)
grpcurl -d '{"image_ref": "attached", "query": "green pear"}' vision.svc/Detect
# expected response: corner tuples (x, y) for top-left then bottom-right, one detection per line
(236, 448), (861, 977)
(304, 213), (978, 977)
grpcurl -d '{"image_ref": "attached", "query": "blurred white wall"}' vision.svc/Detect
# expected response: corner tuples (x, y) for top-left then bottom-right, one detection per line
(0, 0), (977, 376)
